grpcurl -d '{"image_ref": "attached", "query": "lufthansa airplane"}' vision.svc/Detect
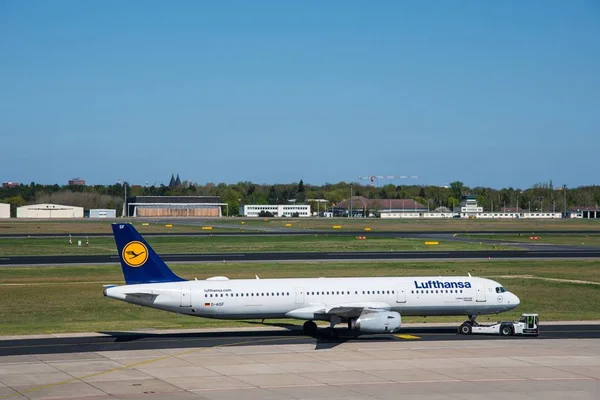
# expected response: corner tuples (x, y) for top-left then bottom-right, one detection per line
(104, 223), (520, 336)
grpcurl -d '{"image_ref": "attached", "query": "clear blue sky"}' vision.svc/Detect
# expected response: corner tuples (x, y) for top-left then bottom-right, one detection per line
(1, 0), (598, 189)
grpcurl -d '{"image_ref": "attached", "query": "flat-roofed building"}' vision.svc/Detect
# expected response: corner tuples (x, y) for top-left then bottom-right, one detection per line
(0, 203), (10, 218)
(240, 204), (311, 217)
(126, 196), (225, 217)
(86, 209), (117, 218)
(17, 203), (84, 218)
(334, 196), (427, 218)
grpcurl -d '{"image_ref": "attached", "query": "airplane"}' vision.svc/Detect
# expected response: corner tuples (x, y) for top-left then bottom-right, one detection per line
(104, 223), (520, 336)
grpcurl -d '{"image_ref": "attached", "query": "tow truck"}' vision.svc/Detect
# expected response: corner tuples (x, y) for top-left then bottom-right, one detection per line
(458, 313), (539, 337)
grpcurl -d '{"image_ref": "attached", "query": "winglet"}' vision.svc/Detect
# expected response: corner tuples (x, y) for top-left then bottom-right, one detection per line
(111, 223), (185, 285)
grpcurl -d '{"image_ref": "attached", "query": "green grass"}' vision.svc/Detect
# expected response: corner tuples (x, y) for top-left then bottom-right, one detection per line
(2, 217), (600, 235)
(0, 220), (226, 234)
(460, 233), (600, 246)
(0, 260), (598, 335)
(0, 235), (513, 256)
(215, 217), (600, 232)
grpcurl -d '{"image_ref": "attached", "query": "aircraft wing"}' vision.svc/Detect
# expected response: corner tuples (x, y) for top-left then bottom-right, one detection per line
(286, 302), (391, 320)
(325, 302), (391, 318)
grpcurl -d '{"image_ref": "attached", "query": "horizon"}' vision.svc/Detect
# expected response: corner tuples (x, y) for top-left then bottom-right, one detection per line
(0, 177), (592, 191)
(1, 1), (599, 188)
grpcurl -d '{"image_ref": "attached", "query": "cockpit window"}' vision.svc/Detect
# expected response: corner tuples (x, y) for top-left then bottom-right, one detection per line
(495, 287), (506, 293)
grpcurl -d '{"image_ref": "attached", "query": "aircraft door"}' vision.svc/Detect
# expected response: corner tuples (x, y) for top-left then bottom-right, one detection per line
(476, 283), (486, 302)
(180, 283), (192, 307)
(396, 287), (406, 303)
(295, 287), (304, 305)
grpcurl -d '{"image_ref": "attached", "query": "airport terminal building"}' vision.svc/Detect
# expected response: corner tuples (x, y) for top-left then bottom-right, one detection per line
(126, 196), (226, 217)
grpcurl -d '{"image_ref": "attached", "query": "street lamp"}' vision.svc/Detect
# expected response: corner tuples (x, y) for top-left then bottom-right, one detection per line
(118, 179), (128, 217)
(563, 184), (567, 216)
(349, 184), (353, 218)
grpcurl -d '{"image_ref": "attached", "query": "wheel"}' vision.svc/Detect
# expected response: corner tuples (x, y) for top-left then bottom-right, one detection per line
(500, 325), (513, 336)
(324, 327), (338, 339)
(303, 321), (317, 336)
(459, 323), (472, 335)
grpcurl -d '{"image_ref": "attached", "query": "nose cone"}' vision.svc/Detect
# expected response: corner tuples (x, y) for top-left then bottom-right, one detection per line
(510, 293), (520, 309)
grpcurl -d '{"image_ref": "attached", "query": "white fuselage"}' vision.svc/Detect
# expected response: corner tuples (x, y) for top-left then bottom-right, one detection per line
(105, 276), (520, 321)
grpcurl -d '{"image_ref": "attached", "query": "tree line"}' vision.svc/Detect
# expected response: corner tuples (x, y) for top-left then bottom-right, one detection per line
(1, 179), (599, 217)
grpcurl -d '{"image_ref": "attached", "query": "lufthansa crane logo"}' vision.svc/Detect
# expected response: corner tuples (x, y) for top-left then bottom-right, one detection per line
(122, 241), (148, 268)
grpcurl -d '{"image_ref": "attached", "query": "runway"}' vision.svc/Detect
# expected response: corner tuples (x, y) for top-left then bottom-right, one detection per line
(1, 229), (600, 238)
(3, 249), (600, 266)
(1, 324), (599, 357)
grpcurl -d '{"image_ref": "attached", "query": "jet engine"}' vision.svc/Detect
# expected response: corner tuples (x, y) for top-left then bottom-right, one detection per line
(348, 310), (401, 333)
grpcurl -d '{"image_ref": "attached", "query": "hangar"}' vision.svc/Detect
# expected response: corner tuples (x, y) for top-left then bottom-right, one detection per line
(126, 196), (226, 217)
(0, 203), (10, 218)
(334, 196), (428, 217)
(16, 203), (84, 219)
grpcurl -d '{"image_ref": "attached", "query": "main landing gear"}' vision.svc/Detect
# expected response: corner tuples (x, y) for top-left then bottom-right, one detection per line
(302, 320), (338, 338)
(458, 315), (478, 335)
(303, 321), (317, 336)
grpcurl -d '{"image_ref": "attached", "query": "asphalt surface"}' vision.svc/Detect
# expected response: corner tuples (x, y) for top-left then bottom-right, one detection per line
(1, 324), (598, 356)
(2, 229), (600, 238)
(3, 249), (600, 266)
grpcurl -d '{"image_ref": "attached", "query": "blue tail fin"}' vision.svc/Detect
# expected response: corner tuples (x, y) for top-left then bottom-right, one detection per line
(111, 223), (185, 285)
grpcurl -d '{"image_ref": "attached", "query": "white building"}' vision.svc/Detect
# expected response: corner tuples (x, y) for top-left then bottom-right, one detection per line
(470, 212), (562, 219)
(0, 203), (10, 218)
(240, 204), (311, 217)
(17, 203), (84, 219)
(453, 195), (483, 217)
(87, 209), (116, 218)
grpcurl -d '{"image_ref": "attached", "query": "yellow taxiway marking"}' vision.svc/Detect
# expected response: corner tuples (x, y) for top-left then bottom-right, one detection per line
(395, 334), (421, 340)
(0, 336), (306, 399)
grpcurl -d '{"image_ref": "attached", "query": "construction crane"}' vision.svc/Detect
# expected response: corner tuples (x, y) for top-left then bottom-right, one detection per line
(358, 175), (419, 186)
